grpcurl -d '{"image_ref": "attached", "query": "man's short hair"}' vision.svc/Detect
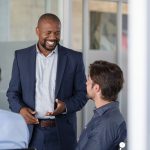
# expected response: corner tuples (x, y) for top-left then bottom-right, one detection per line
(89, 60), (124, 101)
(37, 13), (61, 26)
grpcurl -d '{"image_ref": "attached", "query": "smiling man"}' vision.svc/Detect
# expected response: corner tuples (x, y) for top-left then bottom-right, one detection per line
(7, 13), (87, 150)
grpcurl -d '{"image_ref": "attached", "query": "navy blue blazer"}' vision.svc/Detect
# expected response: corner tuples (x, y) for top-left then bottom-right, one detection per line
(7, 44), (87, 150)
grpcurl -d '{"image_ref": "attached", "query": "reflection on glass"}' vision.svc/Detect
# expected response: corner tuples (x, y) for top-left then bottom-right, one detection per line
(122, 14), (128, 51)
(72, 0), (83, 50)
(89, 0), (118, 51)
(90, 12), (117, 51)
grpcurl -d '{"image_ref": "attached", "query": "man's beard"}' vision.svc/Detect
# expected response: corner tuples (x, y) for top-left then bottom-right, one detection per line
(41, 40), (59, 51)
(86, 94), (93, 100)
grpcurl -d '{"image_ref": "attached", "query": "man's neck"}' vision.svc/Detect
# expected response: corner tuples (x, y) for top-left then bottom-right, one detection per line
(95, 98), (111, 108)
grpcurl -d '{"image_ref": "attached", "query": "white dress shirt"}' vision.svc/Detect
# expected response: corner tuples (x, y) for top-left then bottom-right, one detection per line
(0, 109), (29, 149)
(35, 46), (58, 119)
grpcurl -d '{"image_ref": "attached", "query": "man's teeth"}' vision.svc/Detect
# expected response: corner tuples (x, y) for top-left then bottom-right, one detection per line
(47, 41), (54, 46)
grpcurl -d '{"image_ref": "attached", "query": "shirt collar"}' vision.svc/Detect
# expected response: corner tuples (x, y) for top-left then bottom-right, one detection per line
(94, 101), (119, 117)
(36, 44), (58, 57)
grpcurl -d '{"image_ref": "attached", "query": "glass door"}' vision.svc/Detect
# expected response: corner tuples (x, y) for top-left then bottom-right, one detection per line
(82, 0), (128, 125)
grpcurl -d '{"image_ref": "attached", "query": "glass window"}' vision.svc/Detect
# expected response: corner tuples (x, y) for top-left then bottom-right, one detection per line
(122, 3), (128, 51)
(89, 0), (118, 51)
(72, 0), (83, 51)
(0, 0), (63, 42)
(0, 0), (45, 42)
(10, 0), (45, 41)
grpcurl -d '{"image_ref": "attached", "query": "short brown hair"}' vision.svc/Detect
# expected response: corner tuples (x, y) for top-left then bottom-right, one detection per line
(89, 60), (124, 101)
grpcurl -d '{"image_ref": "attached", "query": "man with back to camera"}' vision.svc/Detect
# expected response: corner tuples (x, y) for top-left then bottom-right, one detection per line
(76, 60), (127, 150)
(0, 68), (29, 149)
(7, 13), (87, 150)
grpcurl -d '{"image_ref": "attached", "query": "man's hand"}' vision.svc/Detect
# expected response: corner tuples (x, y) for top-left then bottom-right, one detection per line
(46, 99), (66, 116)
(20, 107), (39, 124)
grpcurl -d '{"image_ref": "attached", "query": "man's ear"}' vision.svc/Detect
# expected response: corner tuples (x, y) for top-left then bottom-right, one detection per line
(36, 27), (39, 36)
(94, 84), (101, 93)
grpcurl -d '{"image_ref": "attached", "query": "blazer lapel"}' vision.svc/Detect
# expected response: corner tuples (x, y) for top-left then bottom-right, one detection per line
(55, 45), (67, 97)
(28, 46), (36, 104)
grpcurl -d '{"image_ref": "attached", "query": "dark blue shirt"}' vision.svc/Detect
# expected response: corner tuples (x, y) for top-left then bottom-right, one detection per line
(76, 101), (127, 150)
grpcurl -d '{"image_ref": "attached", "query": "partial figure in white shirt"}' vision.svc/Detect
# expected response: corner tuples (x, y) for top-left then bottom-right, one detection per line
(0, 109), (29, 149)
(0, 68), (29, 149)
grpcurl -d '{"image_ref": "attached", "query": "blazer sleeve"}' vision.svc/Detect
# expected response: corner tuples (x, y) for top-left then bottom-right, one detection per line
(7, 51), (25, 113)
(64, 54), (87, 113)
